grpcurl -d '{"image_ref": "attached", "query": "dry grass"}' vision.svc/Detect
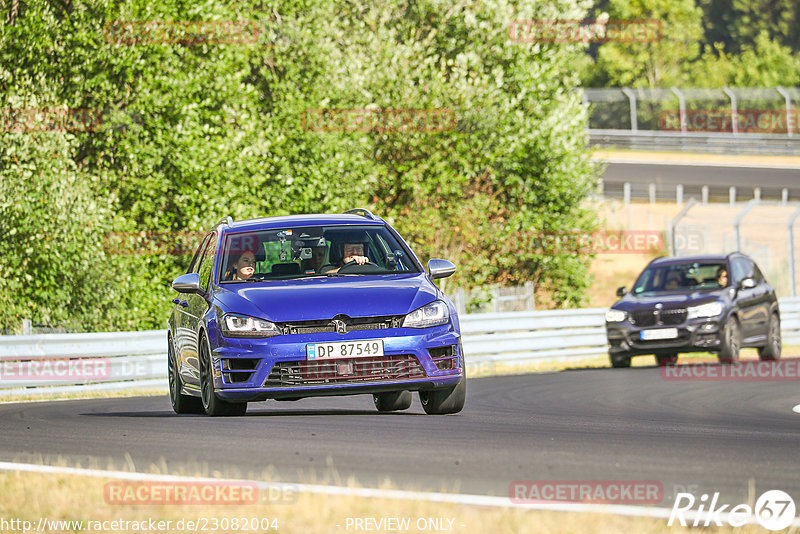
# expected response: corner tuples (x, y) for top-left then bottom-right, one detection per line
(0, 468), (780, 534)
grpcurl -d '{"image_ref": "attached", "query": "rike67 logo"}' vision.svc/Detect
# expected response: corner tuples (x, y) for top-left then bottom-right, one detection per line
(669, 490), (797, 530)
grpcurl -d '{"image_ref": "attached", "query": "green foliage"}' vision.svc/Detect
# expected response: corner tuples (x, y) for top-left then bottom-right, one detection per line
(0, 0), (600, 333)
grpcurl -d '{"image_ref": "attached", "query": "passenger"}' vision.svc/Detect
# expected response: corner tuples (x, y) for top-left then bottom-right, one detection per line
(302, 244), (329, 273)
(717, 266), (728, 287)
(226, 250), (257, 281)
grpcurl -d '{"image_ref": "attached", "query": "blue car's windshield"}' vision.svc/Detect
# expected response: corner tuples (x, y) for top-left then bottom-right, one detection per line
(632, 262), (728, 295)
(219, 225), (420, 282)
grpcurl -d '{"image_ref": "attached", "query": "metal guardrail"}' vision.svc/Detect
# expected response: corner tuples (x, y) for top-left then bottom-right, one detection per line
(3, 298), (800, 397)
(589, 129), (800, 156)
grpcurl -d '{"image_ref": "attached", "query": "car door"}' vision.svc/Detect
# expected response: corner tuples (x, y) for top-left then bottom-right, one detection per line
(179, 231), (216, 388)
(730, 256), (761, 341)
(749, 262), (772, 339)
(173, 233), (209, 386)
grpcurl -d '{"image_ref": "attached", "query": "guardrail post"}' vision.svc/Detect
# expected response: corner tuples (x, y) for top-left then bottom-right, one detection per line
(670, 198), (697, 256)
(623, 182), (631, 205)
(649, 183), (656, 204)
(676, 184), (683, 204)
(621, 88), (638, 131)
(734, 199), (758, 252)
(22, 319), (32, 336)
(701, 185), (709, 205)
(782, 188), (789, 205)
(722, 87), (738, 135)
(754, 187), (761, 202)
(777, 87), (793, 137)
(729, 186), (736, 206)
(788, 208), (800, 296)
(671, 88), (687, 133)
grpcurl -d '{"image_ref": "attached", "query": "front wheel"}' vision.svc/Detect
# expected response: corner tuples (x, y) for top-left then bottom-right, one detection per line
(199, 333), (247, 417)
(168, 338), (204, 414)
(419, 378), (465, 415)
(718, 316), (741, 363)
(610, 353), (631, 368)
(373, 391), (412, 412)
(758, 313), (781, 360)
(656, 353), (678, 367)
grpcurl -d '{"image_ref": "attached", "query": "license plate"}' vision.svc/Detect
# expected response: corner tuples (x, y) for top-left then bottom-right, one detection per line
(306, 340), (384, 360)
(640, 328), (678, 340)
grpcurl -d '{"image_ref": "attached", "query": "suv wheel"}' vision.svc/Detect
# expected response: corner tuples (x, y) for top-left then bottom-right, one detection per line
(758, 313), (781, 361)
(168, 338), (204, 414)
(373, 391), (412, 412)
(656, 353), (678, 367)
(419, 378), (466, 415)
(718, 316), (741, 363)
(199, 333), (247, 417)
(610, 353), (631, 368)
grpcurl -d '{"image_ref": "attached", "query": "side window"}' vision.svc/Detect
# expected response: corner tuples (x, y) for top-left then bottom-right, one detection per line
(198, 232), (218, 291)
(731, 258), (749, 285)
(752, 263), (765, 283)
(188, 234), (210, 274)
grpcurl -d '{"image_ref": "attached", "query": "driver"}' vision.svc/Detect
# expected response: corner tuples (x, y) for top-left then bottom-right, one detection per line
(325, 242), (369, 273)
(716, 266), (728, 287)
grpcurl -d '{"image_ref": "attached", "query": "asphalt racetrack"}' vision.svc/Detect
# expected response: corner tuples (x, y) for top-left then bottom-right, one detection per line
(2, 368), (798, 508)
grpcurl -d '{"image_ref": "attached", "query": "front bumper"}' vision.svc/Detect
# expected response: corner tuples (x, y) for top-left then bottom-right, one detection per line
(606, 318), (722, 356)
(209, 326), (464, 401)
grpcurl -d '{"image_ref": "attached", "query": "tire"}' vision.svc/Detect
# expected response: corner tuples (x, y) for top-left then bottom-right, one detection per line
(718, 316), (741, 363)
(168, 337), (204, 414)
(610, 353), (631, 368)
(373, 390), (412, 412)
(199, 333), (247, 417)
(656, 353), (678, 367)
(419, 378), (466, 415)
(758, 313), (781, 361)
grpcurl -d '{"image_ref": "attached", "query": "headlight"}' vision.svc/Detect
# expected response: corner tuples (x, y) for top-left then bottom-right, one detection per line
(222, 314), (281, 338)
(605, 309), (627, 322)
(687, 302), (723, 319)
(402, 300), (450, 328)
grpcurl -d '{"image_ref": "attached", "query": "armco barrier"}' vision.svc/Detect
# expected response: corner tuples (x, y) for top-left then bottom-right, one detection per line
(2, 298), (800, 397)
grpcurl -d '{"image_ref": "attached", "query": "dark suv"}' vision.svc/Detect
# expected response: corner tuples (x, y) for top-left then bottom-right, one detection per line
(605, 253), (780, 367)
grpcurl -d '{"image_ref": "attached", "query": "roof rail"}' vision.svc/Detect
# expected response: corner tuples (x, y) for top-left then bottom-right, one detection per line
(218, 216), (234, 226)
(344, 208), (377, 220)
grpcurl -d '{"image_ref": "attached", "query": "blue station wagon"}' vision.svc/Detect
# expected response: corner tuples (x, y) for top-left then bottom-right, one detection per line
(167, 209), (466, 416)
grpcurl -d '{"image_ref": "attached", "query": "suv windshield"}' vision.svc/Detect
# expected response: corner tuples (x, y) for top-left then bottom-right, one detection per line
(219, 224), (420, 282)
(632, 261), (728, 294)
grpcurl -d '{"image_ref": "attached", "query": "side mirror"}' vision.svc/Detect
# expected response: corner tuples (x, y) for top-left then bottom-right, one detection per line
(616, 286), (628, 297)
(428, 259), (456, 280)
(172, 273), (204, 294)
(739, 277), (756, 289)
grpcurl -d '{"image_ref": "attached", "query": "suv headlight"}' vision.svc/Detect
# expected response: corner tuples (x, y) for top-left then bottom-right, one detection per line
(605, 309), (627, 322)
(687, 302), (723, 319)
(222, 313), (281, 338)
(402, 300), (450, 328)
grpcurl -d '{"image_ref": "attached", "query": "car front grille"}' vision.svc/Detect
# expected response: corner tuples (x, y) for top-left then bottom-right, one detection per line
(631, 308), (687, 326)
(279, 315), (404, 335)
(263, 354), (426, 386)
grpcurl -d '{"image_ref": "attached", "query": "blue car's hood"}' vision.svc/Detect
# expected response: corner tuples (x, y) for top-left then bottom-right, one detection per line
(213, 274), (439, 322)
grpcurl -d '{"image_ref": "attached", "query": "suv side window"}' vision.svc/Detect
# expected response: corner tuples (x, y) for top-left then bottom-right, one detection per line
(188, 234), (211, 274)
(198, 232), (218, 291)
(731, 257), (751, 285)
(752, 262), (765, 283)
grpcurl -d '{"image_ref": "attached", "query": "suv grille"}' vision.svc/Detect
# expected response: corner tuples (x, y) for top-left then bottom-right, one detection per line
(264, 355), (425, 386)
(631, 308), (687, 326)
(279, 315), (404, 335)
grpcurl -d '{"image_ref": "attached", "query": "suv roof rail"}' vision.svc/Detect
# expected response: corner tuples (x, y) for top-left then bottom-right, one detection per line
(218, 216), (234, 226)
(344, 208), (377, 220)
